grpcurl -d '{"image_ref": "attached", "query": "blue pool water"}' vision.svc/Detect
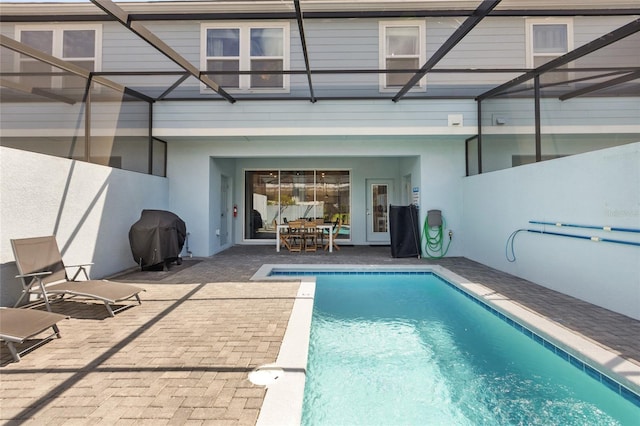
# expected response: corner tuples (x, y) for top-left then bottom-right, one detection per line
(296, 272), (640, 425)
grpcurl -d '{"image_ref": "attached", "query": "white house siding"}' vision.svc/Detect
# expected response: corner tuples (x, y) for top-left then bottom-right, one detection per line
(0, 101), (149, 135)
(0, 25), (16, 73)
(153, 99), (478, 134)
(0, 146), (169, 306)
(11, 14), (626, 99)
(462, 142), (640, 320)
(89, 101), (150, 133)
(479, 133), (640, 173)
(103, 22), (181, 72)
(574, 16), (640, 68)
(0, 103), (87, 133)
(426, 17), (524, 89)
(480, 97), (640, 128)
(539, 98), (640, 127)
(479, 96), (640, 172)
(293, 19), (376, 97)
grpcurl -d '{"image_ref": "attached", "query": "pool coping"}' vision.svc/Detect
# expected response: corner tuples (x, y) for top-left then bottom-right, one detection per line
(253, 277), (315, 426)
(252, 264), (640, 424)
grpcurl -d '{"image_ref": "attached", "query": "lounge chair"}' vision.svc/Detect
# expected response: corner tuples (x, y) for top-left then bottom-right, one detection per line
(0, 307), (68, 362)
(11, 236), (145, 317)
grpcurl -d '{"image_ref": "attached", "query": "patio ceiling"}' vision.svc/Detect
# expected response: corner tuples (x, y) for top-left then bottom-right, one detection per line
(1, 0), (639, 105)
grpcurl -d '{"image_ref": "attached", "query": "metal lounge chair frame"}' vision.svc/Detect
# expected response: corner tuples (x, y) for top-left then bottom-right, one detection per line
(11, 236), (144, 317)
(0, 307), (68, 362)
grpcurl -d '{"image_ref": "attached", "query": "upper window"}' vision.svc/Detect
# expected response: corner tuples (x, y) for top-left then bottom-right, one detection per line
(15, 25), (102, 89)
(379, 21), (426, 91)
(526, 19), (573, 85)
(201, 22), (290, 92)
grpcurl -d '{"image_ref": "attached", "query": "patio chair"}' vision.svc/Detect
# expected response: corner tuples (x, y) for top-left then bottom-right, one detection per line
(286, 221), (304, 252)
(278, 222), (292, 251)
(11, 236), (145, 317)
(0, 307), (68, 362)
(314, 219), (326, 249)
(303, 221), (318, 252)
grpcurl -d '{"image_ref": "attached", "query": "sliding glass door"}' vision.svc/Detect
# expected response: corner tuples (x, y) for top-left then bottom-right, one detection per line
(244, 170), (350, 241)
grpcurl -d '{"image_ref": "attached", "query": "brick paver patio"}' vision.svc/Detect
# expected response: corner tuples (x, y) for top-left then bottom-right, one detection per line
(1, 245), (639, 424)
(1, 281), (299, 424)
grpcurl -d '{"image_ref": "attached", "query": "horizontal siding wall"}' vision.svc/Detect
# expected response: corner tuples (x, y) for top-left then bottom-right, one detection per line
(4, 95), (636, 138)
(1, 14), (637, 81)
(154, 99), (478, 136)
(1, 103), (86, 131)
(480, 133), (639, 173)
(1, 15), (637, 104)
(0, 25), (17, 74)
(293, 19), (377, 97)
(481, 98), (640, 128)
(540, 98), (640, 127)
(103, 22), (182, 71)
(428, 17), (525, 87)
(0, 102), (150, 135)
(2, 14), (637, 130)
(574, 16), (640, 68)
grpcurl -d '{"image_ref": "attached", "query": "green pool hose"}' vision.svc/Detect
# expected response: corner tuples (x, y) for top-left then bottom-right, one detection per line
(422, 214), (452, 259)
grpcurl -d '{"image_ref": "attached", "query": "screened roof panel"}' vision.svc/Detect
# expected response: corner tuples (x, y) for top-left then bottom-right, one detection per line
(0, 1), (638, 103)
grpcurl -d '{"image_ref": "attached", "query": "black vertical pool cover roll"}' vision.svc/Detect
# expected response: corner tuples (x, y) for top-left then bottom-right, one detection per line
(389, 204), (421, 258)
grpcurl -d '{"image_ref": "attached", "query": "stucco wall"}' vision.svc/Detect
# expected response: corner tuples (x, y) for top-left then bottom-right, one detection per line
(0, 147), (169, 306)
(462, 142), (640, 320)
(167, 136), (465, 257)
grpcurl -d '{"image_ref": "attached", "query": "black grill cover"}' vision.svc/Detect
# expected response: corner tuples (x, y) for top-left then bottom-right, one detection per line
(389, 204), (421, 258)
(129, 210), (187, 269)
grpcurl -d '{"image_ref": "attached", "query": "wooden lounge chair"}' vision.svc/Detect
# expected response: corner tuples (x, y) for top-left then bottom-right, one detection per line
(11, 236), (145, 317)
(0, 307), (68, 362)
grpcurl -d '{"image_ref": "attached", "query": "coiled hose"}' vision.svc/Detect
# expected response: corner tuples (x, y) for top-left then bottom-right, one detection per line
(422, 214), (452, 259)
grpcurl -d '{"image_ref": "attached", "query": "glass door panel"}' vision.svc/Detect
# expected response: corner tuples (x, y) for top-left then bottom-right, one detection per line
(367, 179), (392, 242)
(245, 169), (350, 241)
(245, 170), (279, 239)
(372, 184), (388, 233)
(279, 170), (315, 222)
(317, 171), (350, 240)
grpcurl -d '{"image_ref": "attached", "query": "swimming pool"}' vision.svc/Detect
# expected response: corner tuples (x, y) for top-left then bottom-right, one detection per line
(252, 265), (640, 425)
(301, 272), (640, 425)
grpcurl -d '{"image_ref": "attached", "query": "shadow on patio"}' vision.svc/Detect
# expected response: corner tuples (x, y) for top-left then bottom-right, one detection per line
(1, 245), (638, 424)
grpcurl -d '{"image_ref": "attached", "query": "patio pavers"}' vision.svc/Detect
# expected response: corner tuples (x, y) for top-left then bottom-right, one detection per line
(1, 245), (639, 425)
(1, 281), (299, 424)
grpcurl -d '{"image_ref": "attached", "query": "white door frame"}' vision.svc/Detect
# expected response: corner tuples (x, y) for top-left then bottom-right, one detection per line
(366, 178), (394, 243)
(220, 174), (230, 247)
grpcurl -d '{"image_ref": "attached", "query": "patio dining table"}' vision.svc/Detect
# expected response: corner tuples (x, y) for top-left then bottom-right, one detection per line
(276, 223), (335, 253)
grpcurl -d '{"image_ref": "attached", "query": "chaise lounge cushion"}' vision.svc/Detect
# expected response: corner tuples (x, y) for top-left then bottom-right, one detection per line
(0, 307), (68, 362)
(42, 280), (144, 305)
(11, 236), (144, 317)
